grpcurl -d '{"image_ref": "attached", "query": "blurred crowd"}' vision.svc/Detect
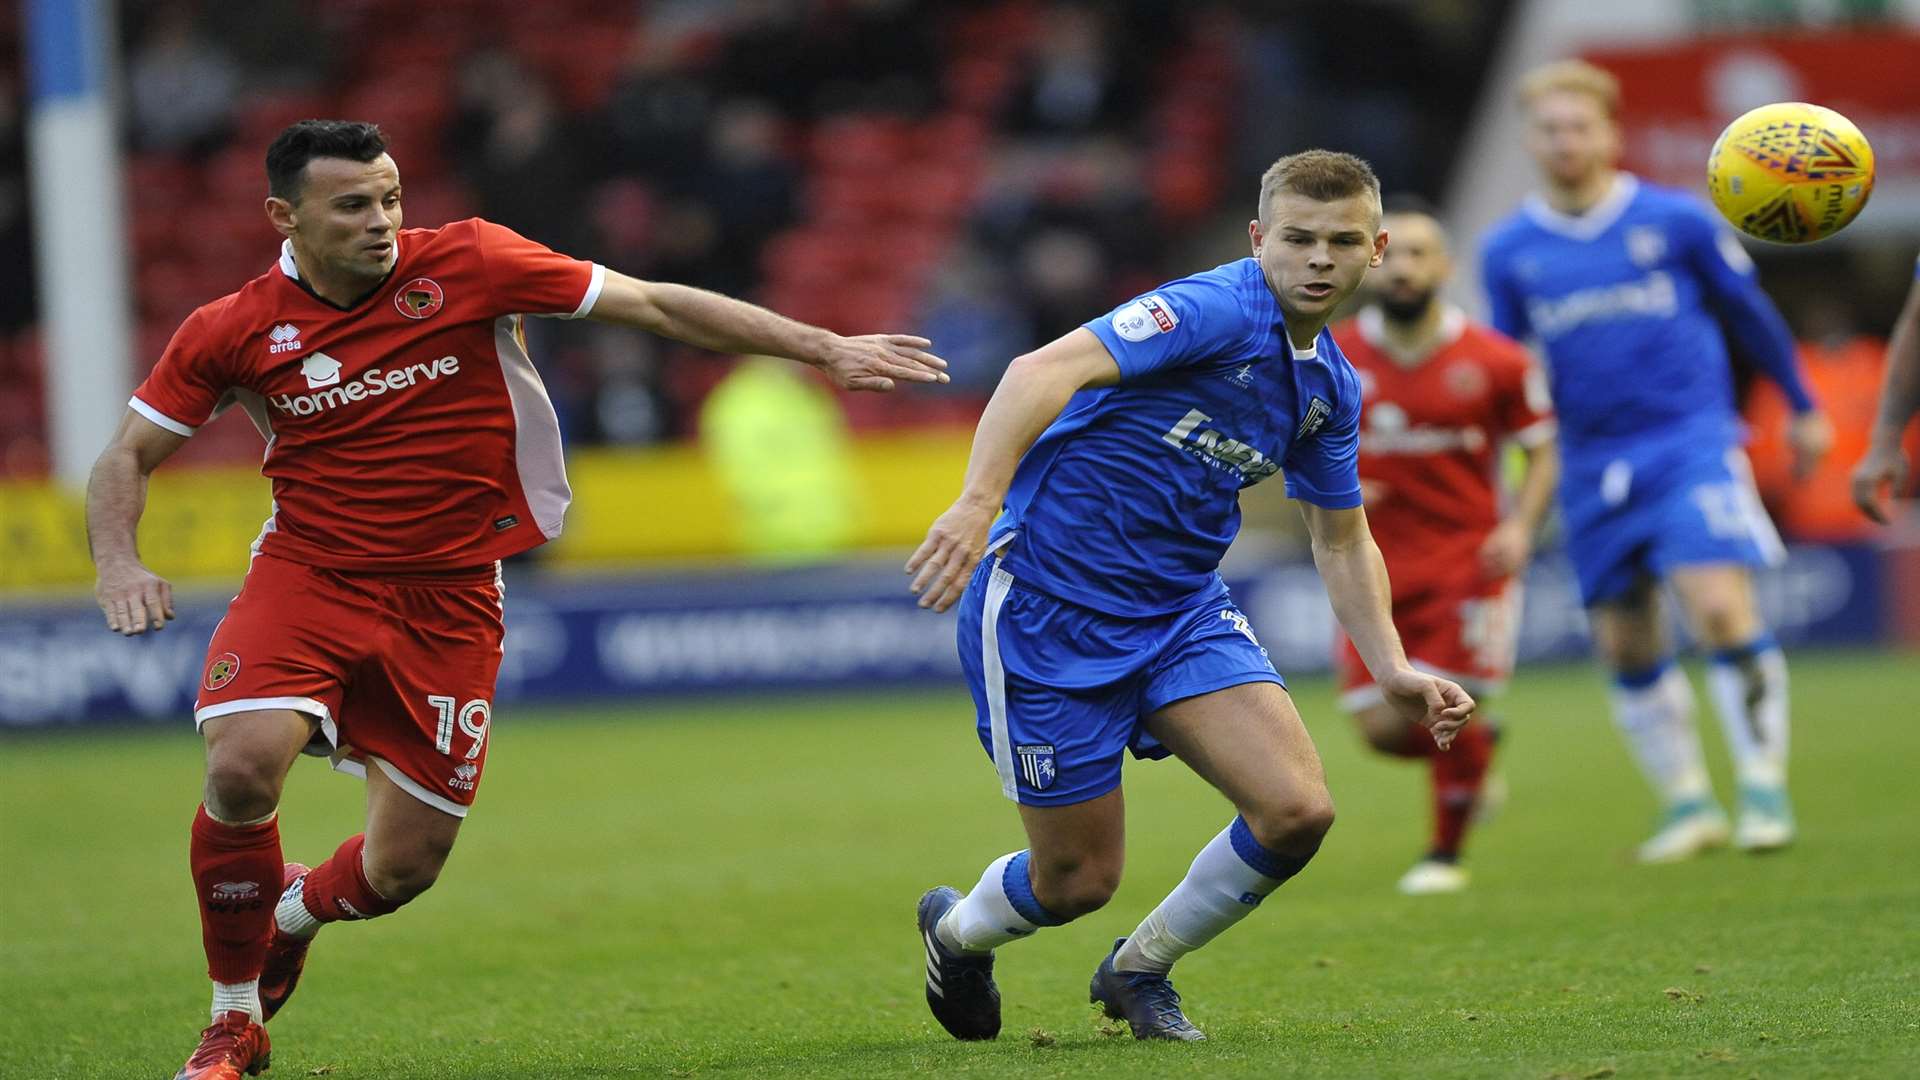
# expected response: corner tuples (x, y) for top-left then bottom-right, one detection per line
(4, 0), (1902, 539)
(0, 0), (1515, 472)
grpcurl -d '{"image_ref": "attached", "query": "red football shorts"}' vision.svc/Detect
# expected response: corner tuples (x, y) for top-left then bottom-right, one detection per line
(1337, 576), (1520, 712)
(193, 551), (505, 817)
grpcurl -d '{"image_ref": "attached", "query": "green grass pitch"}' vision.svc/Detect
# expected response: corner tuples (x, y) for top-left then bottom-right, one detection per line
(4, 651), (1917, 1078)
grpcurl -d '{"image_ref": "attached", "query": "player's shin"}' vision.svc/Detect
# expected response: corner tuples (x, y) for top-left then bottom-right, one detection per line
(1706, 636), (1790, 791)
(190, 805), (283, 1022)
(1608, 661), (1713, 808)
(1112, 816), (1317, 975)
(936, 851), (1063, 953)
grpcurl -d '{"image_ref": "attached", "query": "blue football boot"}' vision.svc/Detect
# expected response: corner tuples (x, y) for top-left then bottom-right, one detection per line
(1090, 937), (1206, 1041)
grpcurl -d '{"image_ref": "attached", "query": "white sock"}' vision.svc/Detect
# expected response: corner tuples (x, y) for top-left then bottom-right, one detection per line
(935, 850), (1060, 954)
(275, 874), (320, 940)
(1609, 663), (1713, 809)
(211, 979), (261, 1023)
(1707, 639), (1790, 790)
(1113, 818), (1311, 975)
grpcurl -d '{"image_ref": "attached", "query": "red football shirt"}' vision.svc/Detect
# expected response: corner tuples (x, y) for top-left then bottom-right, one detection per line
(132, 218), (604, 572)
(1331, 307), (1555, 589)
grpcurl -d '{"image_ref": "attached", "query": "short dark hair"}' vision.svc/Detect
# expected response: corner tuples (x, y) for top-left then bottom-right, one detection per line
(266, 120), (389, 201)
(1258, 150), (1382, 223)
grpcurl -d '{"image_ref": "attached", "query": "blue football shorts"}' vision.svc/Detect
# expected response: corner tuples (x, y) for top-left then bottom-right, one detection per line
(1559, 442), (1785, 607)
(955, 554), (1285, 807)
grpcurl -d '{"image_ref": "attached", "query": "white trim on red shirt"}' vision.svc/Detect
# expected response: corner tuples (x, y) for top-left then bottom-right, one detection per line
(128, 395), (196, 436)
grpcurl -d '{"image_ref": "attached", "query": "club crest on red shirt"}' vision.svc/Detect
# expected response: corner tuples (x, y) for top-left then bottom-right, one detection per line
(394, 278), (445, 320)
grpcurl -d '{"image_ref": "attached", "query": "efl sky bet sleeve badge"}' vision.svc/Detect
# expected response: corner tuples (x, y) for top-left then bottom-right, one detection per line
(1112, 294), (1178, 342)
(1016, 744), (1057, 791)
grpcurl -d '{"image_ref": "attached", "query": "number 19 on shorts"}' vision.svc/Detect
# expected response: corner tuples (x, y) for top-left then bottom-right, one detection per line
(425, 695), (491, 759)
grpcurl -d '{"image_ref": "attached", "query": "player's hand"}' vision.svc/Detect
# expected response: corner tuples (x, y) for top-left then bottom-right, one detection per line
(1478, 519), (1532, 578)
(94, 558), (176, 636)
(1379, 667), (1475, 751)
(1787, 410), (1834, 481)
(817, 334), (949, 392)
(1851, 438), (1910, 525)
(906, 496), (997, 613)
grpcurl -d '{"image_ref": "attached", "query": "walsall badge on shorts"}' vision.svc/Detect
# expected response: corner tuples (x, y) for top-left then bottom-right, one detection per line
(1015, 744), (1057, 791)
(204, 653), (241, 692)
(394, 277), (445, 320)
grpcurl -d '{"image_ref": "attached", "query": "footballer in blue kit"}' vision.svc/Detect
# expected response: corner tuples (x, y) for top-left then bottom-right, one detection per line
(904, 151), (1474, 1042)
(1480, 61), (1833, 862)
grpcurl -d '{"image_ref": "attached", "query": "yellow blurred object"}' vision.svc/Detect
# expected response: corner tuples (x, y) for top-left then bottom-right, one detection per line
(698, 357), (858, 561)
(0, 465), (270, 591)
(1706, 102), (1874, 244)
(0, 426), (975, 591)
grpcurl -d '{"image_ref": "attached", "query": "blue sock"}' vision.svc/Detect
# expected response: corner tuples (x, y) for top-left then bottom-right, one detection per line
(936, 850), (1062, 953)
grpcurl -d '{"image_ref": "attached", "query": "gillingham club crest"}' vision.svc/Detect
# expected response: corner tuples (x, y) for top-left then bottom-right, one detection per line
(204, 653), (241, 692)
(1016, 744), (1057, 791)
(394, 277), (445, 320)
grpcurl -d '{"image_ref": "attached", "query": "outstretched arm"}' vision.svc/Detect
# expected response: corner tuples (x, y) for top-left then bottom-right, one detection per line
(1300, 502), (1475, 748)
(1687, 217), (1832, 476)
(1853, 271), (1920, 523)
(906, 328), (1121, 611)
(87, 410), (189, 635)
(1479, 436), (1560, 577)
(586, 270), (947, 392)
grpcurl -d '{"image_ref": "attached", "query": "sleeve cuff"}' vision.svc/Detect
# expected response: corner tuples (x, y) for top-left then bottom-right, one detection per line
(1081, 320), (1134, 379)
(1513, 419), (1558, 448)
(1285, 481), (1364, 510)
(567, 263), (607, 319)
(128, 396), (196, 436)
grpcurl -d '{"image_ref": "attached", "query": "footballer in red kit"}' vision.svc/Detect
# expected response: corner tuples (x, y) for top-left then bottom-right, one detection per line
(1329, 200), (1558, 896)
(85, 121), (947, 1080)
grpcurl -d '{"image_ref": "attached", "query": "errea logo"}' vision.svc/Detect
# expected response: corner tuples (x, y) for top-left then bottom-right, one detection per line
(451, 762), (479, 791)
(267, 323), (303, 354)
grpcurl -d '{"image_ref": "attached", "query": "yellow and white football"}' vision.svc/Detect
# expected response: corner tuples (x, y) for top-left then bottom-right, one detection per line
(1706, 102), (1874, 244)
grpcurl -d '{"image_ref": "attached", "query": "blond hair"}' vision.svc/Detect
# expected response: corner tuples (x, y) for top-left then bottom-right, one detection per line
(1519, 59), (1621, 117)
(1258, 150), (1381, 223)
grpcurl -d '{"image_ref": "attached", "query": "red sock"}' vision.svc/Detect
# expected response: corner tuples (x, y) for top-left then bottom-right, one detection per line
(300, 834), (403, 923)
(1429, 722), (1496, 859)
(190, 805), (282, 983)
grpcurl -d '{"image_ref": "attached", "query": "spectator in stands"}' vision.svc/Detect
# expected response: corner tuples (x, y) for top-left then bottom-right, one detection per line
(0, 63), (33, 334)
(601, 34), (716, 192)
(1015, 227), (1106, 344)
(126, 3), (241, 157)
(701, 99), (799, 292)
(916, 246), (1031, 396)
(1000, 4), (1144, 139)
(449, 50), (590, 253)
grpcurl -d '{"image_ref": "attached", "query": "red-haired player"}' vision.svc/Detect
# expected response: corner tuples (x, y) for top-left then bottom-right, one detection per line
(86, 120), (946, 1080)
(1330, 199), (1558, 894)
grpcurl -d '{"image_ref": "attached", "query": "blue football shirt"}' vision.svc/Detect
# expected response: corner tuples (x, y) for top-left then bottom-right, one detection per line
(989, 257), (1363, 617)
(1480, 174), (1811, 457)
